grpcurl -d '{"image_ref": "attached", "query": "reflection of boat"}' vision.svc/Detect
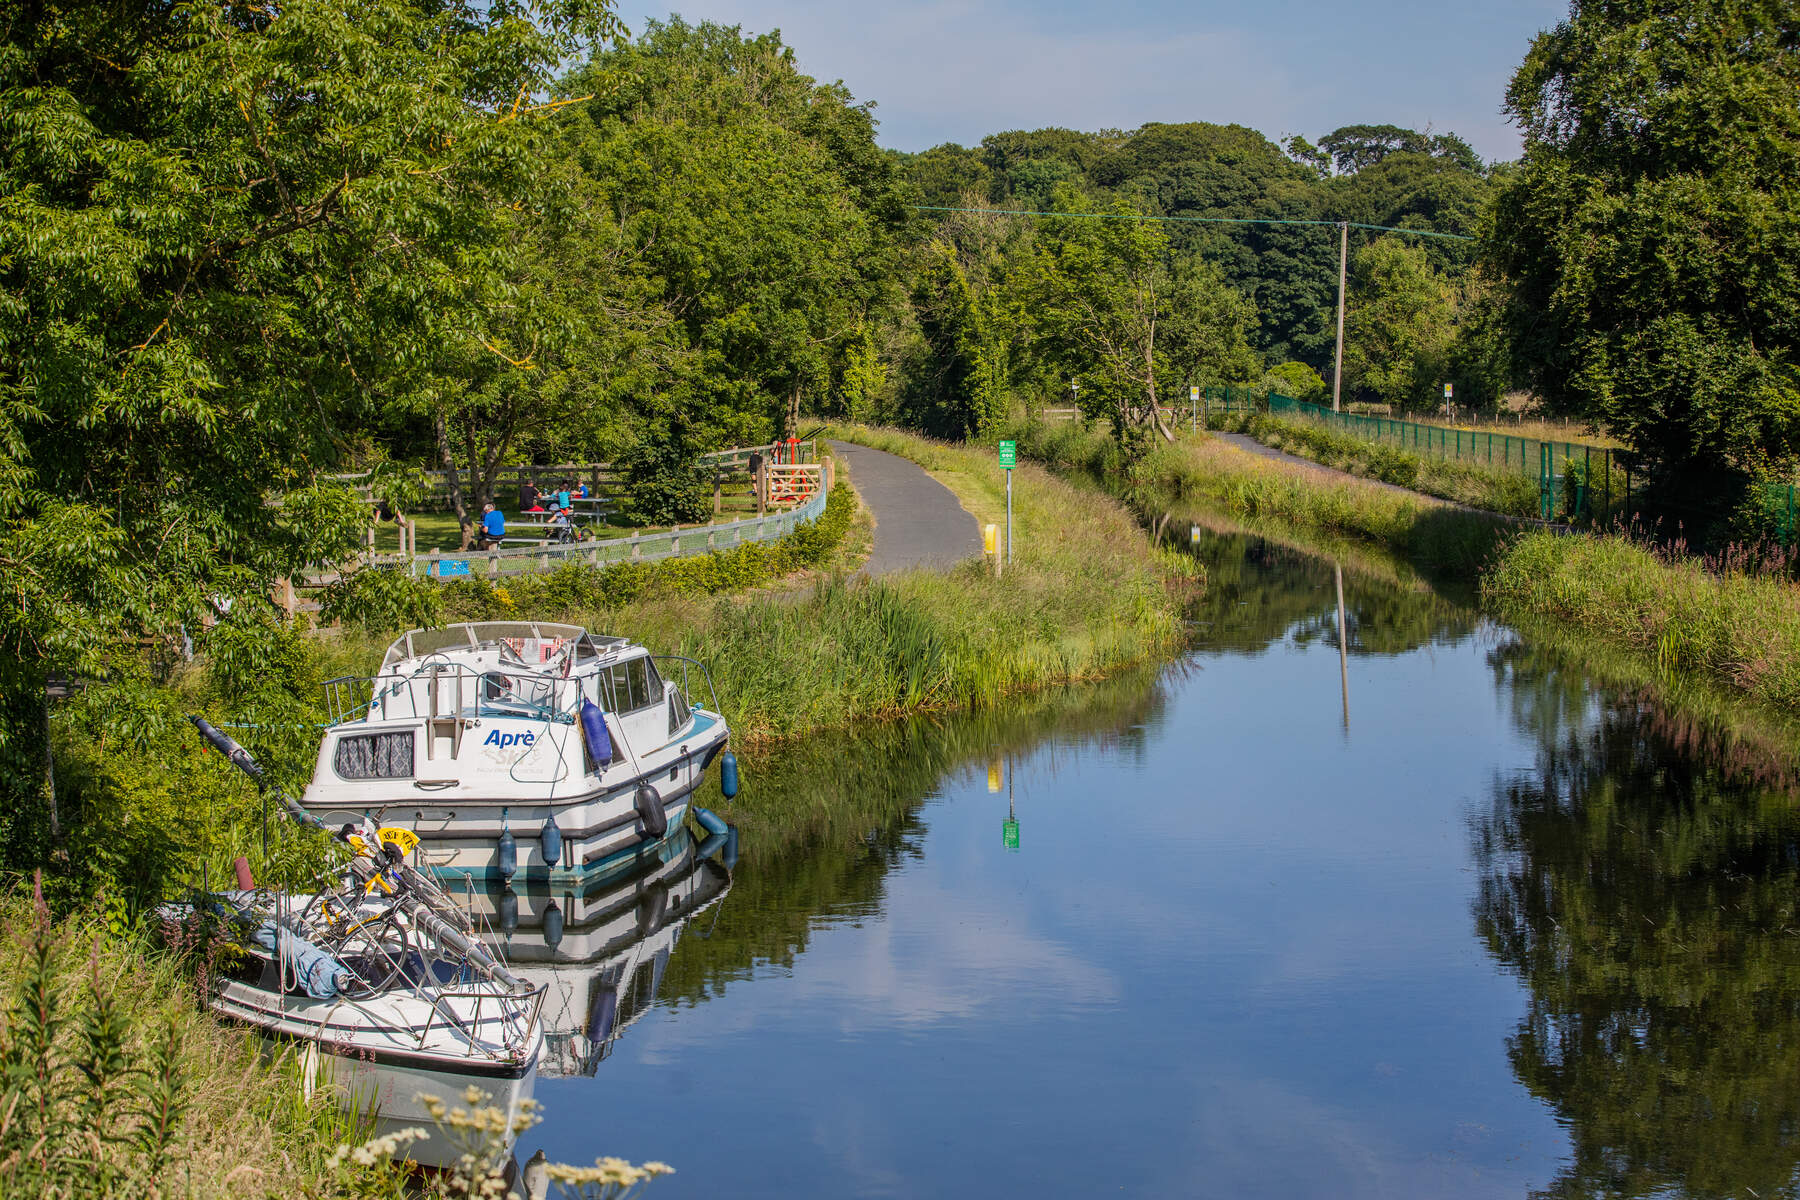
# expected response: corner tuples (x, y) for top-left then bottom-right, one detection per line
(467, 825), (735, 1078)
(300, 622), (737, 883)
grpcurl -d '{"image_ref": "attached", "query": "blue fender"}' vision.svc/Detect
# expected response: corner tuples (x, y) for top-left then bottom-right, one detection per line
(580, 699), (613, 769)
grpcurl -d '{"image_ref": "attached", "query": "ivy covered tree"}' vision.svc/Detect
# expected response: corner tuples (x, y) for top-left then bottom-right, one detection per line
(1489, 0), (1800, 513)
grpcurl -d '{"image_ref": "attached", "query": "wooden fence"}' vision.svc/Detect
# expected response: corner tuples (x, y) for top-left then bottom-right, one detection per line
(332, 441), (817, 511)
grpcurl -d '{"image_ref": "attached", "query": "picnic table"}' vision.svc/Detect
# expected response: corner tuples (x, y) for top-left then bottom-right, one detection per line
(505, 514), (584, 544)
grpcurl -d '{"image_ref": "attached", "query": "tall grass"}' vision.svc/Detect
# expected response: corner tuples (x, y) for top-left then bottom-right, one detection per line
(1484, 529), (1800, 711)
(1012, 419), (1508, 577)
(486, 426), (1198, 745)
(0, 895), (383, 1200)
(1214, 412), (1542, 517)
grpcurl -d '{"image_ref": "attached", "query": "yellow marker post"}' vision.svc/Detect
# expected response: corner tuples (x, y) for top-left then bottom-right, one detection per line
(983, 523), (1000, 577)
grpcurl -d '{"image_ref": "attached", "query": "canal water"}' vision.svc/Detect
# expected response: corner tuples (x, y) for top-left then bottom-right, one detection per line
(500, 514), (1800, 1198)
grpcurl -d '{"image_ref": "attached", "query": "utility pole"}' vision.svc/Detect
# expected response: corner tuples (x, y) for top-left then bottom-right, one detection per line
(1332, 220), (1348, 413)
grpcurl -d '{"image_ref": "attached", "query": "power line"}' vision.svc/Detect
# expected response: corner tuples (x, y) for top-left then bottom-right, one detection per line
(909, 205), (1475, 242)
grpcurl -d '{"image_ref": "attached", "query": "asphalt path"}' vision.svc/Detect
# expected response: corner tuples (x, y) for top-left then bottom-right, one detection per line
(829, 440), (983, 576)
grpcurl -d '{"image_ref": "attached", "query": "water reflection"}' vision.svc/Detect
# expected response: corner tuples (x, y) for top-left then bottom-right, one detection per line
(660, 666), (1171, 1007)
(481, 499), (1800, 1196)
(1183, 502), (1800, 1199)
(1172, 510), (1476, 657)
(464, 832), (733, 1079)
(1478, 629), (1800, 1198)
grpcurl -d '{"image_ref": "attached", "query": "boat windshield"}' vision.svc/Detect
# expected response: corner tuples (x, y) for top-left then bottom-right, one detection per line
(379, 622), (627, 673)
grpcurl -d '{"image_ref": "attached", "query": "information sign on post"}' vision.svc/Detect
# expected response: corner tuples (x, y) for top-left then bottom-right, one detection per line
(998, 440), (1016, 566)
(1190, 385), (1200, 433)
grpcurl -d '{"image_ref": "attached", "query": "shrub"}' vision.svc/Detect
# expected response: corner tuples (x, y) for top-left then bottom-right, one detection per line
(617, 439), (713, 525)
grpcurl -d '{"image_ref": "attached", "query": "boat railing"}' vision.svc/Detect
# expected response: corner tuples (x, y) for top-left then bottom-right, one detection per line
(652, 654), (724, 717)
(323, 661), (580, 728)
(416, 979), (546, 1064)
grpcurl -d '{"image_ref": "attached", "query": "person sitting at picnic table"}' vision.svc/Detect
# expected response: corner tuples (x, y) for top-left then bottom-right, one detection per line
(555, 482), (572, 510)
(575, 480), (589, 499)
(547, 504), (576, 543)
(478, 502), (506, 549)
(524, 495), (545, 513)
(520, 477), (539, 512)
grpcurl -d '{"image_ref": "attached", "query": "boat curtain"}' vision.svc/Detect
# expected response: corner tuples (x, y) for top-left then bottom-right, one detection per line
(334, 731), (416, 779)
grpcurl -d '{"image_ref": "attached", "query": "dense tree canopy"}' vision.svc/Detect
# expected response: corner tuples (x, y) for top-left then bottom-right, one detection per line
(1487, 0), (1800, 503)
(886, 116), (1497, 429)
(553, 20), (907, 454)
(0, 0), (618, 838)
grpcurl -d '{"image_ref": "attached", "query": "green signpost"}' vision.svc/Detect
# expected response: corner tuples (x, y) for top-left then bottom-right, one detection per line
(998, 440), (1015, 564)
(1003, 817), (1020, 850)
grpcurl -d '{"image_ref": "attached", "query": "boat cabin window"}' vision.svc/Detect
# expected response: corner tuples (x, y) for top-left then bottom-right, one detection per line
(604, 656), (664, 714)
(334, 731), (415, 780)
(668, 684), (690, 734)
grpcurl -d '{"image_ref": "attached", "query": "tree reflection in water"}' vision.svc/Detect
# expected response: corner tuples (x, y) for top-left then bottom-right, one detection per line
(1477, 638), (1800, 1199)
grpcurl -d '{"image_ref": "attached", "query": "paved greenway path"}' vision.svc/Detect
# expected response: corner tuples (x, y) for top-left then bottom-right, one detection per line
(829, 440), (984, 576)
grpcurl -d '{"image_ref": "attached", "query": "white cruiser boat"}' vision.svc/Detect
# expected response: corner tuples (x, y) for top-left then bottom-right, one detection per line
(302, 622), (738, 884)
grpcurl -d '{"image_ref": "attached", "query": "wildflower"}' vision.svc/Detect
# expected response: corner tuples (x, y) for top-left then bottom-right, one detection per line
(325, 1127), (428, 1171)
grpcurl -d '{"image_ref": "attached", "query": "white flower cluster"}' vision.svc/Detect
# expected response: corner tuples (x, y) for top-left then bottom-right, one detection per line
(416, 1088), (541, 1140)
(324, 1126), (429, 1170)
(544, 1156), (676, 1193)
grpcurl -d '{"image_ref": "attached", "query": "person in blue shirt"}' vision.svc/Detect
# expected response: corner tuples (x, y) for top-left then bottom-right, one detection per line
(479, 502), (506, 549)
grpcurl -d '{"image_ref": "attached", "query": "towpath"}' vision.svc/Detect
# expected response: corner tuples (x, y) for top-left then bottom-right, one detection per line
(1211, 430), (1430, 500)
(829, 440), (983, 575)
(1209, 428), (1564, 527)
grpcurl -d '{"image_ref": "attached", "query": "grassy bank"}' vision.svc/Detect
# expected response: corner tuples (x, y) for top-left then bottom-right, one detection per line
(1213, 411), (1541, 518)
(1011, 417), (1800, 722)
(1484, 530), (1800, 712)
(1014, 418), (1509, 576)
(0, 900), (372, 1199)
(532, 426), (1197, 745)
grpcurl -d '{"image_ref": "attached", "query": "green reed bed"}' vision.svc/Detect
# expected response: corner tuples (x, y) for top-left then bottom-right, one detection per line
(1483, 530), (1800, 711)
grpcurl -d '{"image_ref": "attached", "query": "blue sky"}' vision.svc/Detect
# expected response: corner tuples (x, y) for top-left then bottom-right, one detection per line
(613, 0), (1570, 164)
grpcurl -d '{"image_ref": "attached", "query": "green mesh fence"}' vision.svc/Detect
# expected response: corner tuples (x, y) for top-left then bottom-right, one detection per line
(1192, 390), (1797, 540)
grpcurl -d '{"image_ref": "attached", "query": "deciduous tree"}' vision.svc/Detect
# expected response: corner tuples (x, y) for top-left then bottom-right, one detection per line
(1489, 0), (1800, 510)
